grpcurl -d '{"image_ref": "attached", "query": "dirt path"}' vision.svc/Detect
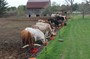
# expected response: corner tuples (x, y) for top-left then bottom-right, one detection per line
(0, 19), (37, 59)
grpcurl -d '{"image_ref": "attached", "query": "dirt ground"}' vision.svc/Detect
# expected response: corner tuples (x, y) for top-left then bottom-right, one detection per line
(0, 17), (47, 59)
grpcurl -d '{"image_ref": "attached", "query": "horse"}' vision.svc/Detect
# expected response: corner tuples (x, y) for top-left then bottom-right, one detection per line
(48, 15), (67, 31)
(20, 27), (47, 49)
(32, 19), (56, 37)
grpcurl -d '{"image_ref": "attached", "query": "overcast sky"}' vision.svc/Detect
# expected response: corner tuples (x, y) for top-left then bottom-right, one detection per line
(6, 0), (83, 7)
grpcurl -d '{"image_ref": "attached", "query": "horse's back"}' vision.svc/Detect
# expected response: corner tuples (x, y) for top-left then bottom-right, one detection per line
(35, 22), (49, 32)
(25, 27), (44, 39)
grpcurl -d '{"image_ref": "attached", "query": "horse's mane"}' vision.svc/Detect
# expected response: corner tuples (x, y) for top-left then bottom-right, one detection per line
(21, 30), (34, 48)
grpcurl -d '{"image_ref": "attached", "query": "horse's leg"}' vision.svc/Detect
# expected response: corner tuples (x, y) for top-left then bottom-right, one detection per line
(22, 35), (28, 45)
(22, 39), (25, 46)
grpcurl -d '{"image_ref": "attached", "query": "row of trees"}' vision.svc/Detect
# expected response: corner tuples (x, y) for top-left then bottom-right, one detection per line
(7, 5), (26, 16)
(0, 0), (26, 17)
(39, 0), (90, 18)
(43, 0), (90, 19)
(63, 0), (90, 19)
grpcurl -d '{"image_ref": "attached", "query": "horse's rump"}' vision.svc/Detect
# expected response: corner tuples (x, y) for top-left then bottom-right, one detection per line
(35, 22), (49, 32)
(21, 30), (34, 48)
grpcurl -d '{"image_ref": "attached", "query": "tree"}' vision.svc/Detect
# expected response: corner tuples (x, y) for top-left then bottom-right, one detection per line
(84, 0), (90, 13)
(42, 6), (52, 15)
(65, 0), (74, 13)
(7, 7), (16, 11)
(0, 0), (8, 16)
(6, 7), (17, 16)
(72, 3), (79, 11)
(42, 2), (60, 15)
(79, 0), (90, 19)
(7, 7), (17, 13)
(17, 5), (26, 16)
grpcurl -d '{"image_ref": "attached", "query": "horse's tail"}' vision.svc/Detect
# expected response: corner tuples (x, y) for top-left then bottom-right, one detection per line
(21, 30), (34, 48)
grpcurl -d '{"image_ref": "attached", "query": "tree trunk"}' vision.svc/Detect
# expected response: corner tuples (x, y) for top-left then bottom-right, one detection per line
(82, 11), (85, 19)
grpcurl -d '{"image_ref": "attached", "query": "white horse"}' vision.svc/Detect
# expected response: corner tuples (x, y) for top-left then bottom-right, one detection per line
(32, 19), (56, 37)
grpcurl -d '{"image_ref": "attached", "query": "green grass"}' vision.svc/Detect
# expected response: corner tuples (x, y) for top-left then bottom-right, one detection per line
(37, 16), (90, 59)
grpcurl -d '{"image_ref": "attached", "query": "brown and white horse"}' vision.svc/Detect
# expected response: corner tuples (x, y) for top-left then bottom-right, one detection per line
(21, 30), (34, 48)
(21, 27), (47, 49)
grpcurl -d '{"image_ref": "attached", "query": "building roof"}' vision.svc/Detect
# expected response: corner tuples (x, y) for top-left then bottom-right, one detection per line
(26, 2), (50, 9)
(28, 0), (50, 2)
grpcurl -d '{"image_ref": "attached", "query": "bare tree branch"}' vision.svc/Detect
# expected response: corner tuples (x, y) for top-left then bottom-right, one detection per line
(64, 0), (74, 13)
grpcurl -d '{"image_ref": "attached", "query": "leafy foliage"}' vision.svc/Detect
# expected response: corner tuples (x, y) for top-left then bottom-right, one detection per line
(42, 2), (60, 15)
(17, 5), (26, 16)
(7, 7), (16, 11)
(72, 3), (79, 11)
(0, 0), (8, 16)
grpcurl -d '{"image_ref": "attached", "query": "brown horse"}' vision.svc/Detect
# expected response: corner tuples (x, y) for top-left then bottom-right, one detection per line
(21, 30), (34, 48)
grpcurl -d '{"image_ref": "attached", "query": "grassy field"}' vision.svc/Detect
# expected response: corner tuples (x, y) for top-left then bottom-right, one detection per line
(37, 16), (90, 59)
